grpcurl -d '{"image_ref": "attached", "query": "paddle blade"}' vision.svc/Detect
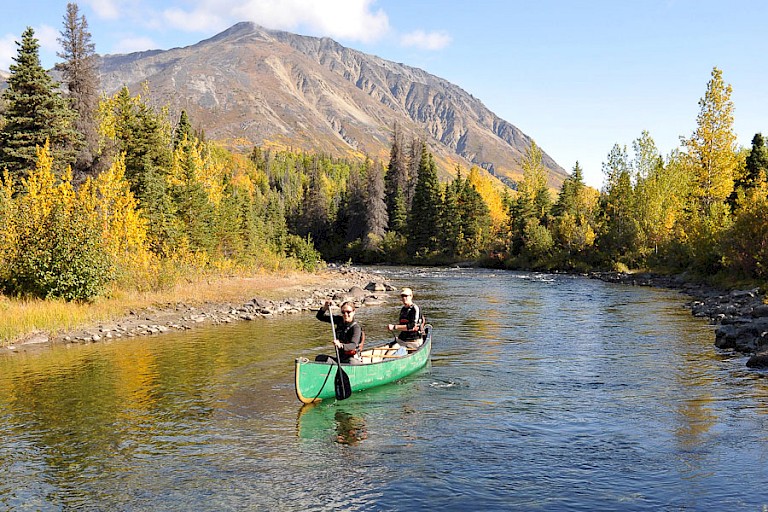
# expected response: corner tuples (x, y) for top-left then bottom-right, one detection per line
(334, 366), (352, 400)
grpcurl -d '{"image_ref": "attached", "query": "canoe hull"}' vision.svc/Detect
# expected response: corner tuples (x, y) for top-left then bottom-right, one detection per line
(295, 326), (432, 403)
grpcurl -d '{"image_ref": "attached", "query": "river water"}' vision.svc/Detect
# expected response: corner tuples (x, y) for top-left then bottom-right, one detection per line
(1, 267), (767, 511)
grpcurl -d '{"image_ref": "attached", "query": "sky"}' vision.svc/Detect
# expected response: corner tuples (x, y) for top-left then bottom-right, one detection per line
(1, 0), (767, 189)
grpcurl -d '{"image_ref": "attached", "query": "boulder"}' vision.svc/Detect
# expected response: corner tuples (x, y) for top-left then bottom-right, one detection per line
(365, 281), (387, 292)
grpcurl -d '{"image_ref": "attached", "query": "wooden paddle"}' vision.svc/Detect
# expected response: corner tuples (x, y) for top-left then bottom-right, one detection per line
(328, 305), (352, 400)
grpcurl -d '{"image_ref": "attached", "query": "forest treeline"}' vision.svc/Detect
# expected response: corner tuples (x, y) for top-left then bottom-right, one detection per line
(1, 4), (766, 302)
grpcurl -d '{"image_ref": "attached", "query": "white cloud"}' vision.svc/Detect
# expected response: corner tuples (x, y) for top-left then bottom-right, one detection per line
(162, 6), (229, 33)
(0, 33), (17, 71)
(400, 30), (452, 51)
(82, 0), (123, 20)
(131, 0), (393, 43)
(34, 25), (60, 54)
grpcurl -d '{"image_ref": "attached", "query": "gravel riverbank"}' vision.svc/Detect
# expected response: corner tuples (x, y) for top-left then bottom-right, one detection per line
(4, 265), (395, 354)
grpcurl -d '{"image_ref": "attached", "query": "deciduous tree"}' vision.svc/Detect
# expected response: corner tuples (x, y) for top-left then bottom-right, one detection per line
(682, 67), (738, 210)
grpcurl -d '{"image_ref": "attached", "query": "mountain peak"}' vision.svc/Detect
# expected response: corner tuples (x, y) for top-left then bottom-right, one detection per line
(98, 23), (566, 187)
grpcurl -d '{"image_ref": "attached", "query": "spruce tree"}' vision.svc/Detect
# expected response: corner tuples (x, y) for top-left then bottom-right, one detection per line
(0, 27), (81, 181)
(385, 124), (408, 233)
(345, 163), (367, 243)
(743, 133), (768, 189)
(599, 144), (637, 262)
(365, 160), (388, 246)
(56, 2), (100, 178)
(458, 177), (491, 258)
(407, 144), (442, 258)
(173, 110), (194, 149)
(441, 175), (462, 258)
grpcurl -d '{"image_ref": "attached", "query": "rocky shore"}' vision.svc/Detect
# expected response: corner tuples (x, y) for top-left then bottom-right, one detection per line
(590, 271), (768, 368)
(4, 265), (396, 353)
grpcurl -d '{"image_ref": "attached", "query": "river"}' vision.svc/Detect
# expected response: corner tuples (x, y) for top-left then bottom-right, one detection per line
(1, 267), (767, 511)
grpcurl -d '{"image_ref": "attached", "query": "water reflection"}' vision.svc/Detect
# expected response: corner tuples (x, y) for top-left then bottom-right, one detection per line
(2, 268), (768, 510)
(296, 403), (368, 445)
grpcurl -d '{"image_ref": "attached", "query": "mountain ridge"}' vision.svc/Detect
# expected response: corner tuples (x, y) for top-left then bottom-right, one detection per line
(16, 22), (570, 188)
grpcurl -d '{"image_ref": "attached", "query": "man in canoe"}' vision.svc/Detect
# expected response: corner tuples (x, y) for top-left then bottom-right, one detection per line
(316, 300), (364, 365)
(387, 287), (425, 350)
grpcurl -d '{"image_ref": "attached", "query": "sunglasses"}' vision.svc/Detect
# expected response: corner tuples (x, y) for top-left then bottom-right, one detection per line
(341, 310), (354, 314)
(400, 294), (411, 298)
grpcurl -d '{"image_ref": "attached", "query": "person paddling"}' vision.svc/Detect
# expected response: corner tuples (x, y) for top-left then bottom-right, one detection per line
(316, 300), (363, 365)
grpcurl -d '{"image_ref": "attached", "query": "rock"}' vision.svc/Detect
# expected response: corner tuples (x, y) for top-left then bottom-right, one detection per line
(348, 286), (367, 298)
(21, 332), (50, 345)
(365, 281), (387, 292)
(747, 352), (768, 368)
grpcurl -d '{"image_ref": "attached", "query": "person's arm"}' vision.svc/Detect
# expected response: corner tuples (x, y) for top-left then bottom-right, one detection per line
(341, 324), (362, 352)
(316, 307), (331, 323)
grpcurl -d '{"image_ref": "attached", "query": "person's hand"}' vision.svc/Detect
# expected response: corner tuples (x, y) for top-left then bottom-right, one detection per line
(324, 299), (332, 310)
(333, 339), (343, 348)
(387, 324), (394, 332)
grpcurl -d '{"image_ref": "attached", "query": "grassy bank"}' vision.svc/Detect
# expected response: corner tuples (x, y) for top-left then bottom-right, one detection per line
(0, 270), (339, 347)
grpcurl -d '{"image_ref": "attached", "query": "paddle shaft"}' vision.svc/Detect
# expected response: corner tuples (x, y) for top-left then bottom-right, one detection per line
(327, 304), (351, 400)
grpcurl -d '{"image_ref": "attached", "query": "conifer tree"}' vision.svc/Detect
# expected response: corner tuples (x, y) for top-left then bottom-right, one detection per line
(56, 2), (100, 177)
(345, 163), (367, 243)
(741, 133), (768, 190)
(441, 173), (462, 257)
(385, 124), (408, 233)
(173, 110), (194, 150)
(99, 86), (173, 202)
(406, 135), (422, 208)
(0, 27), (81, 181)
(508, 141), (552, 256)
(407, 144), (442, 257)
(365, 160), (388, 250)
(458, 176), (491, 258)
(170, 139), (214, 254)
(598, 144), (637, 263)
(551, 162), (598, 260)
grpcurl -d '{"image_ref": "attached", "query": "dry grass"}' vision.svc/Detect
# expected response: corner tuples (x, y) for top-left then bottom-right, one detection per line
(0, 269), (336, 347)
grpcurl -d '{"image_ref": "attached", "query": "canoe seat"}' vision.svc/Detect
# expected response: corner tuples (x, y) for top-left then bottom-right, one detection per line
(360, 346), (402, 364)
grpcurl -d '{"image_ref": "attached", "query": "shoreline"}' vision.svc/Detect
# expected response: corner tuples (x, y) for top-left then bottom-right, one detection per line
(3, 265), (393, 355)
(6, 265), (767, 367)
(589, 271), (768, 367)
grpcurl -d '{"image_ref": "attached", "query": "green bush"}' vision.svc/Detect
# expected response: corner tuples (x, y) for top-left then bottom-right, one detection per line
(1, 203), (113, 301)
(284, 234), (323, 272)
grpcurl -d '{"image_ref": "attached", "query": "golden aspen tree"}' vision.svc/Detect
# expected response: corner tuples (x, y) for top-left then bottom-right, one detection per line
(468, 166), (508, 234)
(683, 67), (738, 210)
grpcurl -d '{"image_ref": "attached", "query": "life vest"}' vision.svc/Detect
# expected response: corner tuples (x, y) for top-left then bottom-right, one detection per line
(399, 304), (426, 339)
(340, 320), (364, 356)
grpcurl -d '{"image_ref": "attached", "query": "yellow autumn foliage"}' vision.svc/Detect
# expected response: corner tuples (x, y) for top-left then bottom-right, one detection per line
(467, 166), (509, 232)
(81, 156), (153, 280)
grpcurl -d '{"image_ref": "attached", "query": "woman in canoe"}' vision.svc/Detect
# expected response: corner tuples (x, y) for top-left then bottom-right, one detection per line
(315, 300), (364, 365)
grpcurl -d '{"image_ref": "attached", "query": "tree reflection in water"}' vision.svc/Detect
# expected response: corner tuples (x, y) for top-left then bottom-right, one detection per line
(334, 410), (367, 445)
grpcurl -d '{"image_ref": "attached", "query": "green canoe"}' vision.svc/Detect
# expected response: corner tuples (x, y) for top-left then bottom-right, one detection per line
(294, 325), (433, 403)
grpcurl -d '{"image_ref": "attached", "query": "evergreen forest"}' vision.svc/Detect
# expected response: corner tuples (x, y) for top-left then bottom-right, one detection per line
(1, 5), (767, 303)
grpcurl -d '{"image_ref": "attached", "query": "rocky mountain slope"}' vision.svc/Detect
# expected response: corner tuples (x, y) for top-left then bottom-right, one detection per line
(17, 22), (570, 188)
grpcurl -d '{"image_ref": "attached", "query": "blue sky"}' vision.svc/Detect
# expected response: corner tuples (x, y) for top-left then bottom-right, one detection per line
(1, 0), (766, 189)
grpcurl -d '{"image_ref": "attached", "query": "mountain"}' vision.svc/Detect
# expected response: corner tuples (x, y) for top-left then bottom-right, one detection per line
(97, 23), (570, 188)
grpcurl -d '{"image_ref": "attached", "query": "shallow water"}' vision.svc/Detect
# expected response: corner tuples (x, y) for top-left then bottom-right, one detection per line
(1, 267), (767, 511)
